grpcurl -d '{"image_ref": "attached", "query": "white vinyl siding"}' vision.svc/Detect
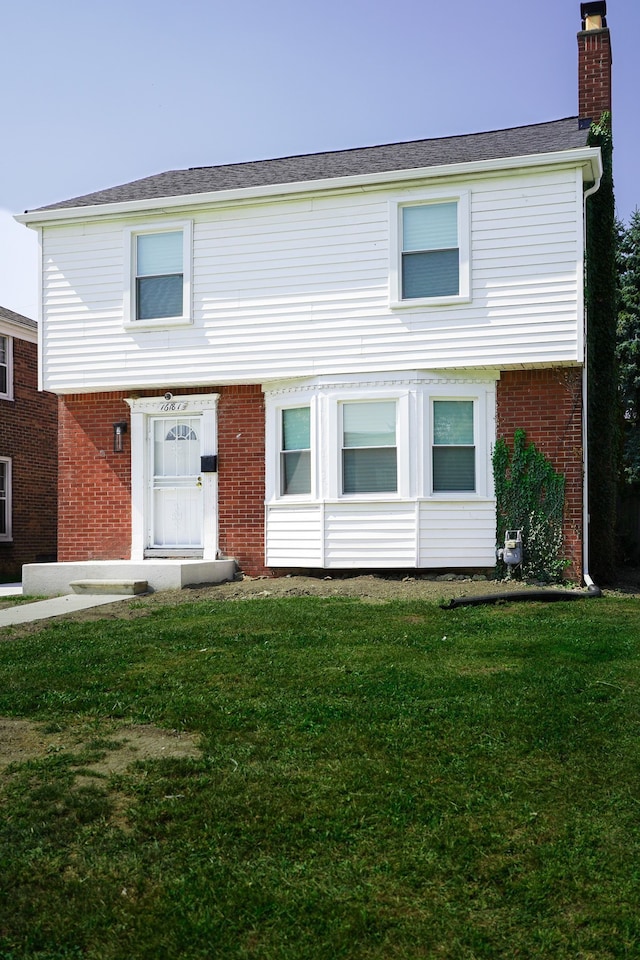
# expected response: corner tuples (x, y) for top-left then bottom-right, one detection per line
(418, 501), (496, 566)
(39, 167), (583, 393)
(264, 505), (324, 566)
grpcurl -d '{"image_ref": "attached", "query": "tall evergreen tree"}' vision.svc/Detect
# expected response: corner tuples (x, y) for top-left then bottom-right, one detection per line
(616, 209), (640, 487)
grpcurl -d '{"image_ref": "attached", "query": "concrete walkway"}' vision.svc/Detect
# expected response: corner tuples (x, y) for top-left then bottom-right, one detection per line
(0, 590), (136, 627)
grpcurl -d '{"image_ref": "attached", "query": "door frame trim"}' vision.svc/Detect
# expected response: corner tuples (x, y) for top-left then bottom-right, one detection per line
(126, 394), (220, 561)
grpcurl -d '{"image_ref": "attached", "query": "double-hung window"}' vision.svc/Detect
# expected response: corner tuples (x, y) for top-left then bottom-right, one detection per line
(280, 407), (311, 495)
(432, 400), (475, 492)
(0, 336), (13, 400)
(0, 458), (12, 540)
(125, 222), (192, 326)
(391, 193), (470, 305)
(342, 401), (397, 494)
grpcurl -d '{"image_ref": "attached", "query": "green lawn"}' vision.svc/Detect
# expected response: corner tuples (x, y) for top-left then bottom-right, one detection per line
(0, 595), (639, 959)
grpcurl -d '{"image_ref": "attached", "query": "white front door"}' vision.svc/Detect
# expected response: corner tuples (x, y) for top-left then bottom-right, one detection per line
(150, 415), (203, 549)
(127, 394), (220, 561)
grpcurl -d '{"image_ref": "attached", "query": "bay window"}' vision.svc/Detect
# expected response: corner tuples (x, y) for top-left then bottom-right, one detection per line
(342, 401), (397, 494)
(281, 406), (311, 495)
(432, 400), (476, 492)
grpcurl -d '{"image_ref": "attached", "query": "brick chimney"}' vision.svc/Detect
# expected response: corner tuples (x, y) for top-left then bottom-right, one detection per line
(578, 2), (612, 125)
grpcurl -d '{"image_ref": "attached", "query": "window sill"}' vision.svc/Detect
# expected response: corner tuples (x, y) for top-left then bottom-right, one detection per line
(390, 294), (471, 309)
(124, 316), (193, 331)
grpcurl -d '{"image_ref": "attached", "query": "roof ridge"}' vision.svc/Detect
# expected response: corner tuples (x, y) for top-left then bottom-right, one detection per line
(184, 117), (581, 174)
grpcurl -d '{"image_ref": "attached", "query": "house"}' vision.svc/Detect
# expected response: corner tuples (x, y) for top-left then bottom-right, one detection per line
(0, 306), (57, 580)
(17, 4), (612, 594)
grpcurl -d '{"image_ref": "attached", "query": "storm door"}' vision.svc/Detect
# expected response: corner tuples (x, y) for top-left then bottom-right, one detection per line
(149, 416), (203, 549)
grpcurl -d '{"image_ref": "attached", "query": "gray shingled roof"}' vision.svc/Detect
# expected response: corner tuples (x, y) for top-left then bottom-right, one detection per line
(33, 117), (589, 213)
(0, 306), (36, 329)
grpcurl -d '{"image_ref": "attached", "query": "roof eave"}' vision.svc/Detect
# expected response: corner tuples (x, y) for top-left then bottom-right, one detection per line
(16, 146), (602, 226)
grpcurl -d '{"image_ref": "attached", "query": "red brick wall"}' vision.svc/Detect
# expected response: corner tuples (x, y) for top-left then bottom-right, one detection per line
(58, 385), (267, 574)
(496, 368), (583, 580)
(217, 385), (266, 575)
(578, 26), (612, 122)
(58, 392), (132, 561)
(0, 338), (58, 580)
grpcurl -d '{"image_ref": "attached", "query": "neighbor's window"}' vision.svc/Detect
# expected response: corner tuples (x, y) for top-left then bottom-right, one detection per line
(432, 400), (475, 492)
(281, 407), (311, 495)
(0, 458), (12, 540)
(0, 336), (13, 399)
(136, 231), (184, 320)
(402, 202), (459, 299)
(342, 401), (397, 494)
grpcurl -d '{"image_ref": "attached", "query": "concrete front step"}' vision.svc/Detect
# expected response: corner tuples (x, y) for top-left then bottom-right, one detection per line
(70, 579), (148, 596)
(22, 559), (238, 597)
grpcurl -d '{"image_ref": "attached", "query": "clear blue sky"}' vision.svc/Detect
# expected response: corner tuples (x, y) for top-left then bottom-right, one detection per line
(1, 0), (637, 318)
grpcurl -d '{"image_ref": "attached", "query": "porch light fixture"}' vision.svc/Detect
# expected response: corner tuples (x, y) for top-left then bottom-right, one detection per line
(113, 421), (128, 453)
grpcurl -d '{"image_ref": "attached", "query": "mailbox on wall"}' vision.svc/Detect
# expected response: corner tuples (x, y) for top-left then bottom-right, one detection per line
(200, 455), (218, 473)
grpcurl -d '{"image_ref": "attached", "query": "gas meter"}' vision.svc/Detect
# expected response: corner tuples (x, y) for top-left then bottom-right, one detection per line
(497, 529), (523, 570)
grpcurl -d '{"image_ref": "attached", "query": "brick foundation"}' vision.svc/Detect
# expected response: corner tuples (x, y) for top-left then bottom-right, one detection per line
(497, 368), (583, 580)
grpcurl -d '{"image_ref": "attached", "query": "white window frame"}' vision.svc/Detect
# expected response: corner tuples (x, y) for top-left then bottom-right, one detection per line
(339, 399), (399, 498)
(0, 457), (12, 541)
(266, 401), (316, 502)
(279, 404), (313, 499)
(389, 190), (471, 308)
(329, 391), (411, 500)
(123, 220), (193, 329)
(427, 389), (489, 499)
(0, 336), (14, 401)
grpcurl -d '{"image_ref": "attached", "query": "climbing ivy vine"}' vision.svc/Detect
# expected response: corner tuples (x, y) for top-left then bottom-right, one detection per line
(493, 429), (567, 582)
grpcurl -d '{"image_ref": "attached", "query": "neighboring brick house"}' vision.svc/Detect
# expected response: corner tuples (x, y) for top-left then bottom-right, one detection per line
(0, 306), (57, 580)
(17, 4), (612, 590)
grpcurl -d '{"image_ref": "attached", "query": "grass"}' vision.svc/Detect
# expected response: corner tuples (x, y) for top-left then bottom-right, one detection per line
(0, 595), (639, 958)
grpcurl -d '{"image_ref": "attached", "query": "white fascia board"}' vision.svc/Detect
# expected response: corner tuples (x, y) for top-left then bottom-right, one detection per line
(0, 318), (37, 344)
(16, 147), (603, 227)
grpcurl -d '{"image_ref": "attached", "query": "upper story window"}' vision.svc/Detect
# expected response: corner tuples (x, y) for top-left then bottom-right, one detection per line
(390, 193), (470, 307)
(402, 202), (459, 298)
(136, 232), (183, 320)
(280, 407), (311, 495)
(432, 400), (475, 492)
(124, 221), (192, 328)
(0, 336), (13, 401)
(342, 400), (397, 495)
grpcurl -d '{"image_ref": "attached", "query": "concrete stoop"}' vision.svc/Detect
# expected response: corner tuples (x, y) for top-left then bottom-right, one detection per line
(22, 559), (237, 598)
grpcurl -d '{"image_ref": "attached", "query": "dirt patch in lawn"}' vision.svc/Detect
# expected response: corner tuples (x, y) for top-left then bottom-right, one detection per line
(0, 717), (201, 778)
(30, 570), (618, 625)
